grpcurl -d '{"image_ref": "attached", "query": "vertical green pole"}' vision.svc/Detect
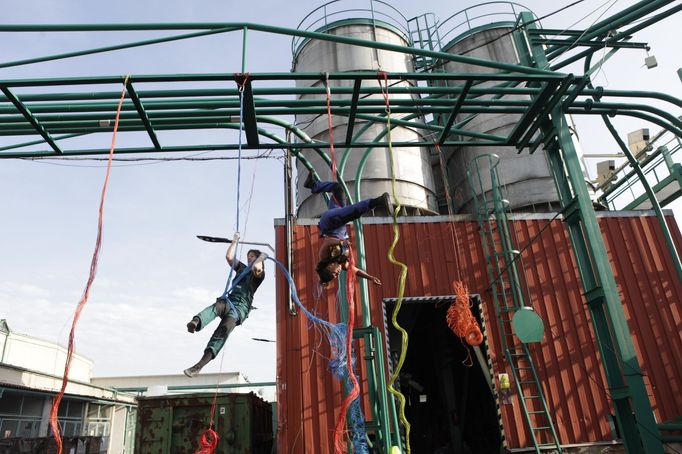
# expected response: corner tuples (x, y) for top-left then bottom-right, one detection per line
(241, 26), (248, 73)
(519, 12), (663, 454)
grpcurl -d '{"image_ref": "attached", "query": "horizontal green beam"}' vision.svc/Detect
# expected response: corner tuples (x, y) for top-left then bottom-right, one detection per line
(0, 97), (542, 116)
(0, 85), (542, 102)
(0, 22), (558, 75)
(0, 27), (240, 70)
(0, 139), (503, 158)
(533, 38), (648, 49)
(0, 71), (567, 88)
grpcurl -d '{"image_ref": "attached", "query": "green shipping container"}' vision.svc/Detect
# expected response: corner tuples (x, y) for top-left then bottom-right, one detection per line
(135, 392), (273, 454)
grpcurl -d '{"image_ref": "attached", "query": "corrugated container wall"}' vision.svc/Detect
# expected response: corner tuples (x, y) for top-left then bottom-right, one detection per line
(275, 212), (682, 451)
(292, 20), (438, 217)
(135, 393), (272, 454)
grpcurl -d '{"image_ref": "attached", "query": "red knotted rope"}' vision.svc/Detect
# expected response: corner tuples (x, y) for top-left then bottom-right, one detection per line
(195, 427), (219, 454)
(49, 77), (128, 454)
(333, 247), (361, 454)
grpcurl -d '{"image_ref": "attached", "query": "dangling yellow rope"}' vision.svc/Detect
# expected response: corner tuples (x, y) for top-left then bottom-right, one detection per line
(379, 72), (412, 454)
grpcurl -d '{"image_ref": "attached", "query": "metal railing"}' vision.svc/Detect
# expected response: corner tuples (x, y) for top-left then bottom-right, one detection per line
(291, 0), (412, 58)
(434, 2), (534, 51)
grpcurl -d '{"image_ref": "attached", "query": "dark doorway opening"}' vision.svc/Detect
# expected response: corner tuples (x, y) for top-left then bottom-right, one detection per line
(383, 295), (501, 454)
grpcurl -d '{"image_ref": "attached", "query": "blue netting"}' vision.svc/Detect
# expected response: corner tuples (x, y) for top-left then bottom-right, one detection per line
(268, 256), (368, 453)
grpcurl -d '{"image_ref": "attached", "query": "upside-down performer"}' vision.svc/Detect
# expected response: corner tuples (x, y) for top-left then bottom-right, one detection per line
(304, 171), (389, 287)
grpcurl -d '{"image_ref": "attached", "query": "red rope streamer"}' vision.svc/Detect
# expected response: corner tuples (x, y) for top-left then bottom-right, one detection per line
(447, 281), (483, 347)
(333, 247), (361, 454)
(48, 78), (128, 454)
(195, 428), (219, 454)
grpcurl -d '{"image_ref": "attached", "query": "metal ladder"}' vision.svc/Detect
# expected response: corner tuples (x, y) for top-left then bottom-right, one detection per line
(467, 154), (562, 453)
(407, 13), (441, 72)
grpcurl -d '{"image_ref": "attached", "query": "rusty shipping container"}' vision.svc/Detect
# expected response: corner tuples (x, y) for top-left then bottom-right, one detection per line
(135, 392), (272, 454)
(274, 211), (682, 452)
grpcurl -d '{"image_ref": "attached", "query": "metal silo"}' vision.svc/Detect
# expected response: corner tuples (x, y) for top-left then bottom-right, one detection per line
(434, 3), (560, 213)
(292, 1), (438, 217)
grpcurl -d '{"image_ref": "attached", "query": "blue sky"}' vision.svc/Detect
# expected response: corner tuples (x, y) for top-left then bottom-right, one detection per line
(1, 0), (680, 386)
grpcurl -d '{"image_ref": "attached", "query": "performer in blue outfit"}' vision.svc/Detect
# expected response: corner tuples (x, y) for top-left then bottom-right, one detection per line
(184, 232), (265, 378)
(304, 171), (389, 287)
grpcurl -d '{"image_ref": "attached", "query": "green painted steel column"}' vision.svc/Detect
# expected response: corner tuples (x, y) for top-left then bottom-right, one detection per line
(241, 26), (248, 73)
(520, 11), (663, 454)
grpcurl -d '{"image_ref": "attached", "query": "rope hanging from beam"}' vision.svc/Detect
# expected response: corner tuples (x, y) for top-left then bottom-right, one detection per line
(378, 71), (412, 454)
(49, 76), (129, 454)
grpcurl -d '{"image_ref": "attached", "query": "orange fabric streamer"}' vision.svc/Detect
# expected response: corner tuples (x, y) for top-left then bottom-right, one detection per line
(447, 281), (483, 346)
(49, 78), (128, 454)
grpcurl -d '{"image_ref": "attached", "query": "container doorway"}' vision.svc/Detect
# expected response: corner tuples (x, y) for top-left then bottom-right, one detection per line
(383, 295), (502, 454)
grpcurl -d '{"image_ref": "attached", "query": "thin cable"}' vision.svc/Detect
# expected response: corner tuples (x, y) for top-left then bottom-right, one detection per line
(422, 0), (587, 72)
(48, 76), (129, 454)
(543, 0), (620, 69)
(324, 73), (338, 180)
(195, 74), (250, 454)
(434, 143), (463, 281)
(379, 71), (412, 454)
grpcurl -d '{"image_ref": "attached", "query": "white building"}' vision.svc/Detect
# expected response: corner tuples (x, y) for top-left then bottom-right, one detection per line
(92, 371), (276, 402)
(0, 319), (137, 453)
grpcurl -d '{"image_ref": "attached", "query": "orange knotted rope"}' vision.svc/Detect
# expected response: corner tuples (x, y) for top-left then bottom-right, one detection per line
(447, 281), (483, 347)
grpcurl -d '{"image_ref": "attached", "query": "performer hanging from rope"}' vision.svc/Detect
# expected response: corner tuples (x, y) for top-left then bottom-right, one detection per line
(183, 232), (265, 378)
(304, 171), (389, 287)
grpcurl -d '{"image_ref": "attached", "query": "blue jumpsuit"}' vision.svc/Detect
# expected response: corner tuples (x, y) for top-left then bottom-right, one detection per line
(313, 181), (373, 239)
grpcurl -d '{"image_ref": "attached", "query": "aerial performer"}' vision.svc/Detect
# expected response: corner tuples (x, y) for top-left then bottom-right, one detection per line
(183, 233), (265, 377)
(305, 171), (389, 287)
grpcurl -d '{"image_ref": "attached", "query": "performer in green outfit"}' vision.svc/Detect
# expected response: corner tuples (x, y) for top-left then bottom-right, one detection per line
(184, 232), (265, 378)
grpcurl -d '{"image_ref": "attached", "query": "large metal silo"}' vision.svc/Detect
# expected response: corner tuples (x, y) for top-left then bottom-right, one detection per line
(435, 5), (560, 213)
(292, 4), (438, 217)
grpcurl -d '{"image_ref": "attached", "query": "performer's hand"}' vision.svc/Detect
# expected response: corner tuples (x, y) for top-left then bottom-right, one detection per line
(232, 232), (240, 242)
(253, 252), (268, 266)
(371, 276), (382, 285)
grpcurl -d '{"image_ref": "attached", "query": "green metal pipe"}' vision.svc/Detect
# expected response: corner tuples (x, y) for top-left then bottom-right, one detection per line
(0, 133), (87, 152)
(350, 118), (405, 448)
(0, 71), (566, 88)
(602, 116), (682, 282)
(0, 107), (530, 124)
(3, 83), (676, 110)
(0, 85), (543, 103)
(583, 56), (682, 283)
(241, 26), (248, 73)
(521, 13), (664, 452)
(573, 102), (682, 130)
(565, 109), (682, 139)
(0, 22), (557, 75)
(552, 2), (682, 70)
(544, 0), (675, 58)
(0, 97), (541, 116)
(0, 86), (62, 154)
(0, 27), (240, 70)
